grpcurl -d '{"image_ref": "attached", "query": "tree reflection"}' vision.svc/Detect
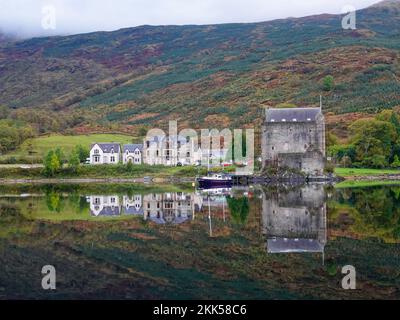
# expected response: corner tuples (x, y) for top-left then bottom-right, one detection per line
(227, 196), (249, 225)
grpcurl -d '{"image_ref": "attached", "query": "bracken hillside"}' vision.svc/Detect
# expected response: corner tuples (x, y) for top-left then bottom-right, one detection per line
(1, 0), (400, 131)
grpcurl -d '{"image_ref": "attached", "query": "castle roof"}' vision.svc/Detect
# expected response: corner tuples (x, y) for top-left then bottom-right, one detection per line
(267, 237), (324, 253)
(265, 107), (322, 123)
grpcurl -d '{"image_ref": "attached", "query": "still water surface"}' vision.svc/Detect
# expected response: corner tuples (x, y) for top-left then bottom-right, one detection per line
(0, 183), (399, 299)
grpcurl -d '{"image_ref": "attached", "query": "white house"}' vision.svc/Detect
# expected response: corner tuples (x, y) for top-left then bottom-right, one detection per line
(123, 144), (143, 165)
(143, 135), (202, 166)
(89, 143), (121, 165)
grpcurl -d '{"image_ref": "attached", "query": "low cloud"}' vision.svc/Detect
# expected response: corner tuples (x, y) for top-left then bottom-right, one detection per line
(0, 0), (380, 38)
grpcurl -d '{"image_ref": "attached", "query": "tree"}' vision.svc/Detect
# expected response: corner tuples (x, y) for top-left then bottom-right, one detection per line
(0, 105), (9, 119)
(322, 75), (334, 91)
(69, 151), (80, 174)
(126, 160), (134, 173)
(138, 126), (148, 137)
(362, 155), (388, 169)
(43, 149), (62, 177)
(74, 145), (89, 163)
(326, 132), (339, 148)
(391, 155), (400, 169)
(350, 119), (397, 162)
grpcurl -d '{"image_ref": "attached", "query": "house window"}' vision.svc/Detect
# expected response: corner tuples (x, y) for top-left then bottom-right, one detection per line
(94, 155), (100, 163)
(272, 146), (275, 150)
(186, 136), (190, 143)
(187, 152), (190, 157)
(94, 198), (100, 204)
(156, 150), (159, 156)
(111, 198), (116, 203)
(177, 141), (181, 148)
(111, 148), (114, 154)
(111, 156), (116, 162)
(94, 149), (99, 154)
(146, 141), (150, 148)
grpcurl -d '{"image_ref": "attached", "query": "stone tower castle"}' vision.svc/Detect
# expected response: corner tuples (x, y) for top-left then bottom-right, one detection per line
(261, 107), (326, 176)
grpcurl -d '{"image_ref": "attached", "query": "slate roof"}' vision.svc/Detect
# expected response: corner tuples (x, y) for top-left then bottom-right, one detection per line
(91, 143), (121, 153)
(91, 206), (121, 217)
(123, 144), (143, 152)
(267, 237), (324, 253)
(265, 108), (322, 123)
(146, 135), (189, 144)
(122, 205), (144, 215)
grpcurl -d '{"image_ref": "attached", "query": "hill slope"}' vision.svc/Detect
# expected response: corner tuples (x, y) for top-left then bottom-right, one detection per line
(1, 0), (400, 130)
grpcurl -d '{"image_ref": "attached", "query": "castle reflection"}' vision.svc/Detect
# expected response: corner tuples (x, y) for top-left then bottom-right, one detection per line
(261, 185), (327, 255)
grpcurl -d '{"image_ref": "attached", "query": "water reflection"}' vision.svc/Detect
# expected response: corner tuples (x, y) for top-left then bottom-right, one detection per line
(88, 192), (202, 224)
(261, 185), (327, 257)
(1, 184), (399, 299)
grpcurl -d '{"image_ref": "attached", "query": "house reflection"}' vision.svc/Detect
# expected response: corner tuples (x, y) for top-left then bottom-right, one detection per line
(123, 195), (144, 215)
(87, 192), (202, 224)
(262, 185), (327, 256)
(88, 195), (121, 217)
(143, 192), (202, 224)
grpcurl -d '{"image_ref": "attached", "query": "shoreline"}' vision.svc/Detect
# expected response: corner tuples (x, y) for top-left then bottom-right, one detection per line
(1, 173), (400, 185)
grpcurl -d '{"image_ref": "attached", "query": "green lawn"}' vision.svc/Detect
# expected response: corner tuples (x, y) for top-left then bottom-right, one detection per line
(335, 180), (400, 189)
(0, 134), (137, 162)
(335, 167), (400, 177)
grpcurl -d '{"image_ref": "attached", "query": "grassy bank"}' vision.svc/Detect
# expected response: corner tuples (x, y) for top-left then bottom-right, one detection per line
(0, 133), (137, 163)
(335, 167), (400, 177)
(335, 180), (400, 189)
(0, 164), (212, 180)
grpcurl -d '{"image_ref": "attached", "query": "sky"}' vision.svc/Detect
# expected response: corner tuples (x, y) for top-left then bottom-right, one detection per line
(0, 0), (382, 38)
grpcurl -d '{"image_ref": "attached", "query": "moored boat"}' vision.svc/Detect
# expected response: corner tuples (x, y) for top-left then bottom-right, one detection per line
(196, 173), (233, 189)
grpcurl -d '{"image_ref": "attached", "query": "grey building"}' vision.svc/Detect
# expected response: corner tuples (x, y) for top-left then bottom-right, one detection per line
(261, 107), (326, 176)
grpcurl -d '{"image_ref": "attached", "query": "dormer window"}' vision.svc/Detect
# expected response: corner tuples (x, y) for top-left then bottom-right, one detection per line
(94, 149), (99, 154)
(111, 148), (114, 154)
